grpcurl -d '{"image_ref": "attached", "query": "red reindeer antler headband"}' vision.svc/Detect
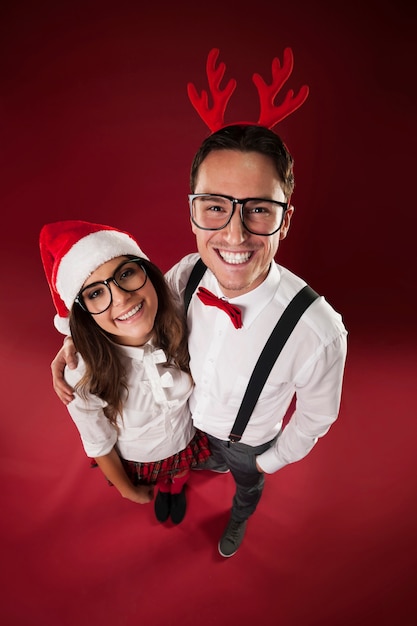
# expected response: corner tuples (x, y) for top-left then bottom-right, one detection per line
(187, 47), (309, 132)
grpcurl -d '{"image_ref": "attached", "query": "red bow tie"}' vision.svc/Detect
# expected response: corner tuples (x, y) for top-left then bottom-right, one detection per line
(197, 287), (242, 329)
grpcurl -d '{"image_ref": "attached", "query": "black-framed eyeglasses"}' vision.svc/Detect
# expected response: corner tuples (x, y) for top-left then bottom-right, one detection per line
(189, 194), (288, 236)
(75, 258), (148, 315)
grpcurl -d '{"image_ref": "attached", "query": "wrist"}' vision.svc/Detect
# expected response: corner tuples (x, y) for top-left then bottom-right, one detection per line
(119, 483), (136, 499)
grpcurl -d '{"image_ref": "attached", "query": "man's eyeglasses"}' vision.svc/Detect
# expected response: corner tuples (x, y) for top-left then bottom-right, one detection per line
(75, 258), (148, 315)
(188, 194), (288, 236)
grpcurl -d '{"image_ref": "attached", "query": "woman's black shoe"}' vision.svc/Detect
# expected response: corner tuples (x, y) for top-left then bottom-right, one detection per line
(154, 491), (171, 522)
(170, 487), (187, 524)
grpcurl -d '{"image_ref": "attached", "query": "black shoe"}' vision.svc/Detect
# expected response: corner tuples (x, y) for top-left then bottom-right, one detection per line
(218, 518), (247, 557)
(154, 491), (171, 522)
(170, 486), (187, 524)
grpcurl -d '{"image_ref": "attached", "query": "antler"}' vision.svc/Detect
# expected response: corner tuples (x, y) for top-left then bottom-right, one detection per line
(253, 47), (309, 128)
(187, 48), (236, 132)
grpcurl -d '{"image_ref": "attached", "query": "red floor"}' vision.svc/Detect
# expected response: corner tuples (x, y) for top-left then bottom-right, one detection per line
(1, 330), (416, 626)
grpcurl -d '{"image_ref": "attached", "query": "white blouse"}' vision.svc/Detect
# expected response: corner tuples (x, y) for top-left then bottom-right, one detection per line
(65, 341), (194, 463)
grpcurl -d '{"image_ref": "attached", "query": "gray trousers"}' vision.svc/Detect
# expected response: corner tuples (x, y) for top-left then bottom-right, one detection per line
(207, 433), (277, 523)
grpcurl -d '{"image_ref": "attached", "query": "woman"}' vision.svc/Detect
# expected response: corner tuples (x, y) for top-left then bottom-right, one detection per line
(39, 219), (210, 525)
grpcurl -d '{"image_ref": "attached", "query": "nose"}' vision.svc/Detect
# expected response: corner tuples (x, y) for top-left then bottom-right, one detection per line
(223, 203), (247, 244)
(109, 280), (130, 306)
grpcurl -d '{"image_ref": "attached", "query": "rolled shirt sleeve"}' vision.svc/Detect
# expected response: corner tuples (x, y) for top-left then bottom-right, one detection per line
(65, 362), (117, 458)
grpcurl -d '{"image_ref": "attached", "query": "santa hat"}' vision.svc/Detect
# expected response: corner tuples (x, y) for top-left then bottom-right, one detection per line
(39, 220), (149, 334)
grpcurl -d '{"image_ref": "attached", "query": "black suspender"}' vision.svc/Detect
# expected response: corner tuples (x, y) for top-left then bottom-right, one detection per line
(228, 284), (319, 442)
(184, 257), (207, 313)
(183, 258), (320, 443)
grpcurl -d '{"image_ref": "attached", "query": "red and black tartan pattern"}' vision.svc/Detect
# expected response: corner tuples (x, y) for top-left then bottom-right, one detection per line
(120, 429), (211, 485)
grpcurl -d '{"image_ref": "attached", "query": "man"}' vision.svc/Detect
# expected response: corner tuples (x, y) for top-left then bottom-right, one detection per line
(51, 124), (347, 558)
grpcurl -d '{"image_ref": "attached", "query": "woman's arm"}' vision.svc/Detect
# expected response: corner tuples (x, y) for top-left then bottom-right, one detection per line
(94, 447), (154, 504)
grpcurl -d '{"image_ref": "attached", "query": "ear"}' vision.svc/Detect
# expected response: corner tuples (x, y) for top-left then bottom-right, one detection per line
(279, 205), (294, 240)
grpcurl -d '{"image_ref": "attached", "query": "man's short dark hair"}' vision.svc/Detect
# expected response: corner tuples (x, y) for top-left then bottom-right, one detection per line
(190, 125), (295, 199)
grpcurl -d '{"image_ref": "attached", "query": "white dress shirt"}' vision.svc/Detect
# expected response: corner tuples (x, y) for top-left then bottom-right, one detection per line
(65, 342), (194, 462)
(165, 253), (347, 474)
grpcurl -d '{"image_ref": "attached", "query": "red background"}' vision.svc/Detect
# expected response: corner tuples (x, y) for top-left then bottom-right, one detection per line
(1, 1), (416, 625)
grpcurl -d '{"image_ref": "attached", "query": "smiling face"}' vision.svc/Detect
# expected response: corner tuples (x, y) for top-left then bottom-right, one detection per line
(81, 256), (158, 346)
(192, 149), (293, 298)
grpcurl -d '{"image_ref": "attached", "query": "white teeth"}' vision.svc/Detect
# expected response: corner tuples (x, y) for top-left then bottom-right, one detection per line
(219, 251), (251, 264)
(117, 303), (143, 320)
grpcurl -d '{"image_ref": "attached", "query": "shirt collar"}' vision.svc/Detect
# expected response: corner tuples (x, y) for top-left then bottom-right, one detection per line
(112, 339), (165, 362)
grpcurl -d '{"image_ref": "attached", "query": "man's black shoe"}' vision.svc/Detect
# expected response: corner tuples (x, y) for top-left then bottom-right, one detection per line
(218, 518), (247, 557)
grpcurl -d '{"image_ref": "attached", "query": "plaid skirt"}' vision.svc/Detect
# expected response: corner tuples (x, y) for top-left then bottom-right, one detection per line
(91, 429), (211, 485)
(122, 429), (211, 484)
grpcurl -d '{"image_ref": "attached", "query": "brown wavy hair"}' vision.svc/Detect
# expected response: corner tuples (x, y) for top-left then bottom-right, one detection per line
(69, 257), (190, 426)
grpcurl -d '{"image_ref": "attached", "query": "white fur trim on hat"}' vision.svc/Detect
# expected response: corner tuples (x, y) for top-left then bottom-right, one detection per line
(54, 315), (71, 335)
(56, 230), (148, 309)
